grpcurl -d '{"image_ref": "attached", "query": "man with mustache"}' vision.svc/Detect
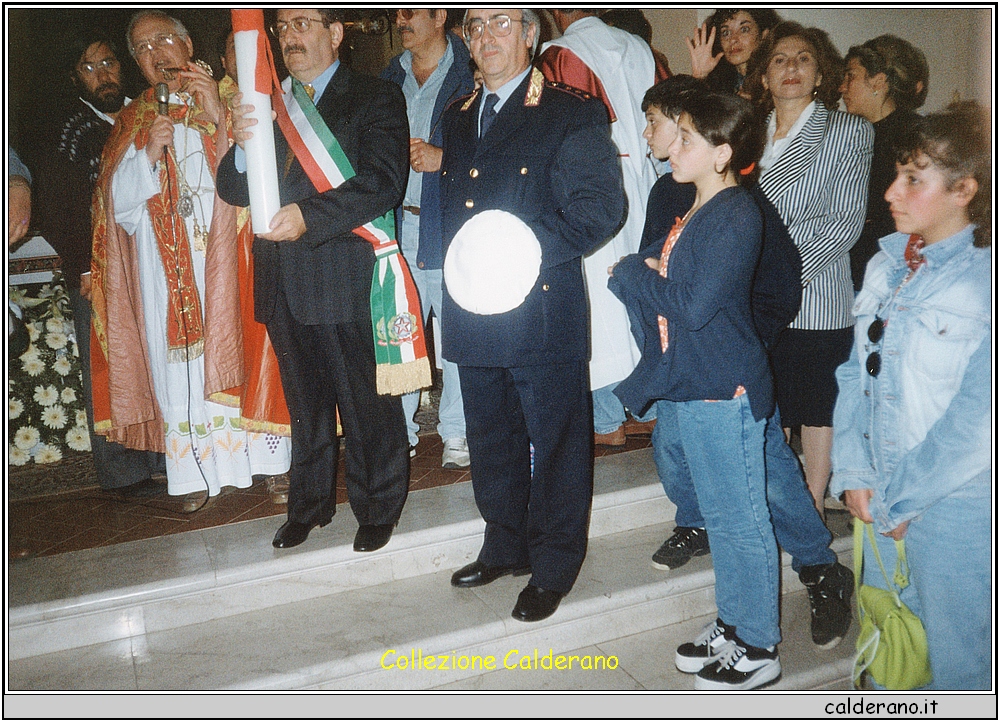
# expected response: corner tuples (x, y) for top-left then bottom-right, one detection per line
(35, 30), (167, 497)
(381, 9), (475, 468)
(90, 11), (291, 511)
(217, 9), (412, 551)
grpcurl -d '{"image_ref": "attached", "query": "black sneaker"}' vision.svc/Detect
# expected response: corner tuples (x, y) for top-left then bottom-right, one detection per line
(675, 618), (734, 673)
(799, 561), (854, 649)
(651, 526), (710, 570)
(695, 635), (781, 691)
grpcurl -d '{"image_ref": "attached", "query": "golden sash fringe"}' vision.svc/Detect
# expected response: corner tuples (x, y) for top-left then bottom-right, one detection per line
(377, 357), (432, 396)
(166, 339), (205, 365)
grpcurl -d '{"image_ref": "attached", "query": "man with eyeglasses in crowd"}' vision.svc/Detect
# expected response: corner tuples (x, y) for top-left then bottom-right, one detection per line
(218, 9), (411, 552)
(91, 10), (291, 512)
(380, 9), (475, 469)
(441, 9), (624, 622)
(34, 30), (169, 499)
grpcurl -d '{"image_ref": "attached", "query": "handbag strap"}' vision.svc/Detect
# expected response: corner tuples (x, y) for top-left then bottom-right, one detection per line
(854, 518), (905, 608)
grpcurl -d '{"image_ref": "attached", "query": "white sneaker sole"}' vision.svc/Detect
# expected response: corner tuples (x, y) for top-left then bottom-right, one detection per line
(694, 660), (782, 691)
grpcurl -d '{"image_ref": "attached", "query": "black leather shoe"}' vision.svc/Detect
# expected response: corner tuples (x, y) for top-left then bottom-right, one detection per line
(353, 523), (394, 552)
(511, 584), (564, 622)
(450, 560), (531, 588)
(272, 520), (316, 549)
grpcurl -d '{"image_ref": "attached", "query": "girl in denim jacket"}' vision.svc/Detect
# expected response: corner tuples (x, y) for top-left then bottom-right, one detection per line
(830, 102), (991, 689)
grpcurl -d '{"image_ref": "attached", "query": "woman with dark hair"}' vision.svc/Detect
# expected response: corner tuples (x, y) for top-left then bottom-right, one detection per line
(840, 34), (929, 290)
(745, 21), (873, 520)
(610, 92), (782, 691)
(831, 102), (990, 689)
(686, 9), (781, 94)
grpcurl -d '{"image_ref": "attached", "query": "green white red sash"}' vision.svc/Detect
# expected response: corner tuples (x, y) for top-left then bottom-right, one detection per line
(273, 76), (430, 395)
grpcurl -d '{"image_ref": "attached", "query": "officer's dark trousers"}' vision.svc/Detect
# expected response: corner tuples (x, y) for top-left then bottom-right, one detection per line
(459, 360), (593, 593)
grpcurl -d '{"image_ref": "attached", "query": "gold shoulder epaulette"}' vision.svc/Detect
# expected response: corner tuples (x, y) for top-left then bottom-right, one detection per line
(460, 88), (480, 112)
(524, 67), (544, 107)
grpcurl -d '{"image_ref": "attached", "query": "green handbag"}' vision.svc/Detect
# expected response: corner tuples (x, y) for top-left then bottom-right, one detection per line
(852, 518), (932, 690)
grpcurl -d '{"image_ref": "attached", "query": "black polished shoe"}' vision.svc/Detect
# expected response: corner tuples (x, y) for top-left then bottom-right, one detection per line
(272, 520), (316, 549)
(353, 523), (394, 552)
(511, 584), (564, 622)
(450, 560), (531, 588)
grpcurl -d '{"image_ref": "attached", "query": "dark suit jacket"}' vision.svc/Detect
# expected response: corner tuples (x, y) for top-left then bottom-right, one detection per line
(439, 71), (625, 368)
(216, 64), (409, 326)
(381, 32), (476, 270)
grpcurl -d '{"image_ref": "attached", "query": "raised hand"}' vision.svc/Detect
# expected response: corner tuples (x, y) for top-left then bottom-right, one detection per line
(686, 22), (724, 79)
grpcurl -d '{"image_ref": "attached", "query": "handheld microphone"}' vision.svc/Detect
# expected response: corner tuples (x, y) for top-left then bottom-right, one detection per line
(155, 82), (169, 115)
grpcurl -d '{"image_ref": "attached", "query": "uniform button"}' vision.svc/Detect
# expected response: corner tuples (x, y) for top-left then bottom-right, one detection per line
(470, 168), (479, 178)
(520, 167), (528, 175)
(465, 199), (474, 209)
(864, 390), (870, 396)
(442, 170), (447, 176)
(863, 433), (870, 439)
(418, 262), (424, 269)
(542, 284), (549, 291)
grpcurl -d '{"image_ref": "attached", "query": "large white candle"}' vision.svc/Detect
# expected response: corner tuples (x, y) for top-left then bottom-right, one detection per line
(233, 26), (280, 234)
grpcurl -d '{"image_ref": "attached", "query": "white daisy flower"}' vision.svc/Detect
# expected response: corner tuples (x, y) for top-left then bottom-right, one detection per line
(20, 345), (40, 363)
(42, 404), (68, 429)
(45, 331), (68, 350)
(66, 426), (91, 452)
(22, 356), (46, 377)
(60, 387), (78, 403)
(10, 446), (30, 466)
(34, 444), (63, 464)
(53, 356), (74, 376)
(76, 409), (89, 426)
(9, 397), (24, 419)
(34, 385), (60, 406)
(14, 426), (40, 450)
(46, 318), (61, 332)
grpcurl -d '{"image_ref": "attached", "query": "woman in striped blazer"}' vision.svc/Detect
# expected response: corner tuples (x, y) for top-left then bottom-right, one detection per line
(745, 22), (874, 518)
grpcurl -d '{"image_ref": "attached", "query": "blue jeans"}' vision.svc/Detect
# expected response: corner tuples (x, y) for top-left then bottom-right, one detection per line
(672, 396), (780, 649)
(654, 402), (834, 572)
(862, 475), (991, 690)
(593, 382), (655, 434)
(400, 212), (466, 445)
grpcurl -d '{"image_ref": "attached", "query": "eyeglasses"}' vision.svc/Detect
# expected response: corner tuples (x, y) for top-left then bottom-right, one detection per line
(463, 14), (524, 42)
(132, 33), (182, 57)
(270, 16), (330, 38)
(78, 57), (120, 75)
(865, 317), (885, 377)
(397, 9), (416, 21)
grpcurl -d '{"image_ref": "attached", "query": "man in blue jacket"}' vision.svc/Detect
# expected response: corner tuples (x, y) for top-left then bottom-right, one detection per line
(381, 9), (475, 469)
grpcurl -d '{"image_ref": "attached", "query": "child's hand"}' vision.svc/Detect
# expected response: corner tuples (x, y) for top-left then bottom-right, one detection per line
(644, 257), (661, 272)
(608, 255), (628, 276)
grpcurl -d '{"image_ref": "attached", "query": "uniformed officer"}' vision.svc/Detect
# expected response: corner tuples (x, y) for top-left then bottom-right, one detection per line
(441, 8), (624, 622)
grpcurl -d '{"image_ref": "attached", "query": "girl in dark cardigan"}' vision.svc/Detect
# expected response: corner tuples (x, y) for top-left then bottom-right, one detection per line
(609, 91), (780, 691)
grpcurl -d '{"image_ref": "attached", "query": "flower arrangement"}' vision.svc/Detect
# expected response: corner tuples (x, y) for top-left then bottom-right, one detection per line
(8, 272), (90, 466)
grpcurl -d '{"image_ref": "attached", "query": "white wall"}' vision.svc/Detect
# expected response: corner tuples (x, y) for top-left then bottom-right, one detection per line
(643, 7), (993, 112)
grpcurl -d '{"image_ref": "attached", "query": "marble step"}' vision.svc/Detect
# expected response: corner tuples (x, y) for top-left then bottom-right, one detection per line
(8, 519), (854, 691)
(9, 449), (672, 661)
